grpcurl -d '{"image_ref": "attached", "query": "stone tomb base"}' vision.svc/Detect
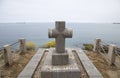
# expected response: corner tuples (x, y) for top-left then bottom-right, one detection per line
(41, 48), (80, 78)
(52, 50), (69, 65)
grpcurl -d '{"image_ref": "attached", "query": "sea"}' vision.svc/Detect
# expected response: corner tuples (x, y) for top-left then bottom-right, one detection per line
(0, 23), (120, 48)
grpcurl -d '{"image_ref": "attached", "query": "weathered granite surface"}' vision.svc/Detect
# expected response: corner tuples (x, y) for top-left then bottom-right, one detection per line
(48, 21), (72, 65)
(75, 48), (103, 78)
(48, 21), (72, 53)
(52, 49), (69, 65)
(41, 48), (80, 78)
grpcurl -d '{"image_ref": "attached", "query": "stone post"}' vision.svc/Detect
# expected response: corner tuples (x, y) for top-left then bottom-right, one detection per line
(93, 38), (101, 52)
(19, 38), (26, 53)
(3, 45), (13, 66)
(108, 44), (116, 65)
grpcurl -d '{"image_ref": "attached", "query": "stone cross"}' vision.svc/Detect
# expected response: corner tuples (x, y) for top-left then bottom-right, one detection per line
(49, 21), (72, 53)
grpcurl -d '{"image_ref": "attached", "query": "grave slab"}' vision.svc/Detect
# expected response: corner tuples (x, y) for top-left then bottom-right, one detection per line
(17, 48), (45, 78)
(41, 48), (80, 78)
(75, 48), (103, 78)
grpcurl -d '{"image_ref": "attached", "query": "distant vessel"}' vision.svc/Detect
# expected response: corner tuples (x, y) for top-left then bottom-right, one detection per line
(113, 23), (120, 24)
(16, 22), (26, 24)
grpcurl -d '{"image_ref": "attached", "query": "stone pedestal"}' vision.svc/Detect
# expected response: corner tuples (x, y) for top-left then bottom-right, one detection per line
(52, 50), (69, 65)
(41, 49), (80, 78)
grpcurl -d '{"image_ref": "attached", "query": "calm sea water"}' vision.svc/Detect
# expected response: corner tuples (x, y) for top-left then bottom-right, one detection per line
(0, 23), (120, 48)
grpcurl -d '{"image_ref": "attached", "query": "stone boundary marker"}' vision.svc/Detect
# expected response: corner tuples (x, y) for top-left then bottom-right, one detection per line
(75, 48), (103, 78)
(17, 48), (45, 78)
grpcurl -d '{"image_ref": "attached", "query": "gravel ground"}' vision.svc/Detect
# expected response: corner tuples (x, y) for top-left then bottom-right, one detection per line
(0, 51), (36, 78)
(85, 51), (120, 78)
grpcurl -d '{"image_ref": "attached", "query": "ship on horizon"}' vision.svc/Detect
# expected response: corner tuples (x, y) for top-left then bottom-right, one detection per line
(113, 22), (120, 24)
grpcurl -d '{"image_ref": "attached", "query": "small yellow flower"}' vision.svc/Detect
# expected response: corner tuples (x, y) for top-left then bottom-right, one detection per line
(26, 42), (36, 50)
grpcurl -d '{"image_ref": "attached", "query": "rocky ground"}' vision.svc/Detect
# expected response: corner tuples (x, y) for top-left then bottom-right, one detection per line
(85, 51), (120, 78)
(0, 51), (36, 78)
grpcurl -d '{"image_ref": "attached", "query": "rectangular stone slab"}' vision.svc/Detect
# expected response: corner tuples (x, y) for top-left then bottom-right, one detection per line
(41, 48), (80, 78)
(17, 48), (45, 78)
(75, 48), (103, 78)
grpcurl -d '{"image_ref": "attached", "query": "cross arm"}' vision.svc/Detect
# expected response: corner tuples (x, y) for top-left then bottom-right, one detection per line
(48, 28), (58, 38)
(63, 28), (73, 38)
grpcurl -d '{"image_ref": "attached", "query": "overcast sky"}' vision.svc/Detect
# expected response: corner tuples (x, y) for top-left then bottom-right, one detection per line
(0, 0), (120, 23)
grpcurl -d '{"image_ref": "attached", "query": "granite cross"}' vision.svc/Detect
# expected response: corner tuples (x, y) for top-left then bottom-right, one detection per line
(48, 21), (72, 53)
